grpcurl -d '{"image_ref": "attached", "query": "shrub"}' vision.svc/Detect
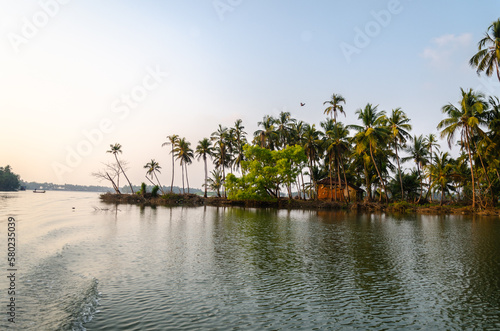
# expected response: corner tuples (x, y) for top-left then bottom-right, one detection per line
(152, 185), (160, 197)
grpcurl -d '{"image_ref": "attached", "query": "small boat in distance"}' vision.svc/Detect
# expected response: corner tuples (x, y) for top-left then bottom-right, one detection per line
(33, 189), (46, 193)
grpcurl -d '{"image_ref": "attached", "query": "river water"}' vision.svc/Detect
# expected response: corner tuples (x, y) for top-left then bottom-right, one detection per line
(0, 191), (499, 330)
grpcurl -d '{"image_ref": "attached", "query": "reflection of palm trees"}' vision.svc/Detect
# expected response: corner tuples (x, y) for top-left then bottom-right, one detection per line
(174, 137), (194, 194)
(469, 18), (500, 81)
(107, 143), (134, 194)
(437, 88), (488, 208)
(162, 134), (179, 192)
(196, 138), (214, 198)
(144, 159), (165, 194)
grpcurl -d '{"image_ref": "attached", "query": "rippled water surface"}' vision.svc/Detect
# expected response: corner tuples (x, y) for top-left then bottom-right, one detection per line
(1, 191), (500, 330)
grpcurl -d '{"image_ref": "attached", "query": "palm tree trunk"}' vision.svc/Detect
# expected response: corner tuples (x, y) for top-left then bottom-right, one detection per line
(417, 163), (423, 203)
(395, 142), (404, 200)
(465, 129), (476, 208)
(340, 155), (350, 203)
(170, 146), (175, 192)
(181, 161), (185, 194)
(186, 163), (190, 194)
(154, 173), (165, 194)
(336, 154), (345, 202)
(204, 157), (208, 198)
(369, 142), (388, 203)
(115, 155), (134, 194)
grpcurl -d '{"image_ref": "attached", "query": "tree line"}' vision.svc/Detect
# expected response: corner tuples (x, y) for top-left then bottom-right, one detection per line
(95, 19), (500, 208)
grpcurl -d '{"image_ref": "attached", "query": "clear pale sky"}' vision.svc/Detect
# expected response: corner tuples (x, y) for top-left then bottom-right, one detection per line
(1, 0), (499, 189)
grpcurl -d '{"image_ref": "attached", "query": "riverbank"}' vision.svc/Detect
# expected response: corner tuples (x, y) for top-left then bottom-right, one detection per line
(99, 193), (500, 216)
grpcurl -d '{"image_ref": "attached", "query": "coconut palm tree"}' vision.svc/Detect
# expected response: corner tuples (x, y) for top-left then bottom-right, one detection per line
(174, 137), (194, 194)
(350, 104), (390, 203)
(469, 18), (500, 81)
(384, 108), (412, 200)
(323, 93), (346, 123)
(423, 133), (440, 201)
(211, 125), (231, 196)
(162, 134), (179, 192)
(230, 119), (247, 172)
(403, 135), (428, 203)
(302, 124), (323, 199)
(107, 143), (134, 194)
(437, 88), (488, 208)
(196, 138), (214, 197)
(207, 169), (223, 197)
(144, 159), (165, 194)
(254, 115), (277, 149)
(429, 152), (454, 205)
(275, 111), (296, 149)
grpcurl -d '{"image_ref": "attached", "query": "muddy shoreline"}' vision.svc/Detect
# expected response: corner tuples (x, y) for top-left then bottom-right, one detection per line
(99, 193), (500, 216)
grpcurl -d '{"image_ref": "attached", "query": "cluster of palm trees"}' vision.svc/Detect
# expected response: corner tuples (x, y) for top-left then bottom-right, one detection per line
(101, 18), (499, 207)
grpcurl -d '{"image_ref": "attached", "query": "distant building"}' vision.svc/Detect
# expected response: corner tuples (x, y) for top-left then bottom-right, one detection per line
(317, 178), (364, 201)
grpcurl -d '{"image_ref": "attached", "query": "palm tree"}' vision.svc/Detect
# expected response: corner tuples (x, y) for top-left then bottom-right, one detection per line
(211, 125), (231, 196)
(423, 133), (440, 201)
(275, 111), (296, 149)
(404, 135), (428, 203)
(323, 93), (346, 123)
(196, 138), (214, 197)
(429, 152), (454, 205)
(384, 108), (412, 200)
(174, 138), (194, 194)
(323, 120), (350, 201)
(302, 124), (323, 199)
(162, 134), (179, 192)
(349, 104), (390, 203)
(144, 159), (165, 194)
(437, 88), (488, 208)
(107, 143), (134, 194)
(469, 18), (500, 81)
(207, 169), (223, 197)
(254, 115), (277, 149)
(230, 119), (247, 172)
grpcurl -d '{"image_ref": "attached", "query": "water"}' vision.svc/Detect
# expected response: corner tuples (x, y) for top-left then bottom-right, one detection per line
(1, 191), (500, 330)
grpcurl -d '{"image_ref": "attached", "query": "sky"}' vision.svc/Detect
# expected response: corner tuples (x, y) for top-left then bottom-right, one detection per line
(1, 0), (499, 189)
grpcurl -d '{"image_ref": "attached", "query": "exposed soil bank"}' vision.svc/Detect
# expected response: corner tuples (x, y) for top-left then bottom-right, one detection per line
(99, 193), (500, 216)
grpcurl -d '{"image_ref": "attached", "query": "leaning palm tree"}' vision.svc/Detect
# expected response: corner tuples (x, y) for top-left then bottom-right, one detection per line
(144, 159), (165, 194)
(437, 88), (488, 208)
(162, 134), (179, 192)
(349, 104), (390, 203)
(107, 143), (134, 194)
(469, 18), (500, 81)
(323, 93), (346, 123)
(384, 108), (412, 200)
(195, 138), (214, 197)
(174, 137), (194, 194)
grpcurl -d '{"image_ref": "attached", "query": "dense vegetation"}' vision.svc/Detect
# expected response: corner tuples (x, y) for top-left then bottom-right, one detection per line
(0, 166), (20, 191)
(97, 19), (500, 210)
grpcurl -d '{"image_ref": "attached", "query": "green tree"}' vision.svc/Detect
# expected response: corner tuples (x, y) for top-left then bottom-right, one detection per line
(350, 104), (390, 203)
(437, 88), (488, 208)
(429, 152), (455, 205)
(323, 93), (346, 122)
(174, 137), (194, 194)
(0, 166), (20, 191)
(144, 159), (165, 194)
(196, 138), (214, 198)
(162, 134), (179, 192)
(384, 108), (412, 200)
(403, 135), (428, 203)
(107, 143), (134, 194)
(469, 18), (500, 81)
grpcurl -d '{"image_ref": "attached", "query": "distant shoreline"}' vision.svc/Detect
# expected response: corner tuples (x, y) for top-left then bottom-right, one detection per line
(99, 193), (500, 216)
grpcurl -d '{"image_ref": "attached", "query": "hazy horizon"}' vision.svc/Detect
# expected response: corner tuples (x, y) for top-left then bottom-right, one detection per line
(2, 0), (499, 189)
